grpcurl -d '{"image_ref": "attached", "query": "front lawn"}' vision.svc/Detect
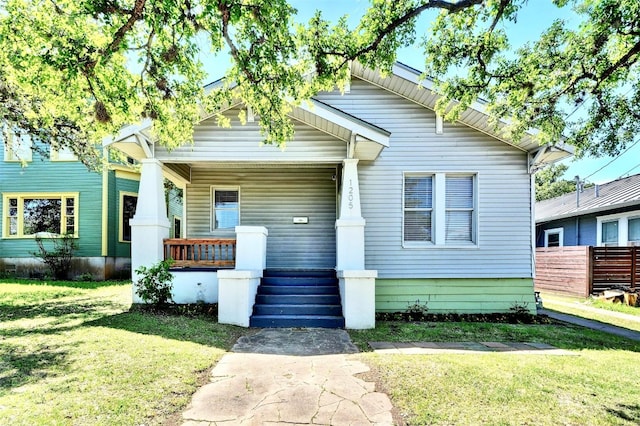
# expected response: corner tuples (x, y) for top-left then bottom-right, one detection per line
(350, 320), (640, 425)
(0, 279), (243, 426)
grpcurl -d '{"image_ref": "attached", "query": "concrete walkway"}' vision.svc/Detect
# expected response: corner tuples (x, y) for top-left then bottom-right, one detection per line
(181, 329), (394, 425)
(540, 308), (640, 342)
(180, 310), (640, 425)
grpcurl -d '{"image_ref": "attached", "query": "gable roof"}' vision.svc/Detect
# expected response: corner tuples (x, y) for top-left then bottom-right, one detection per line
(105, 62), (573, 167)
(536, 173), (640, 223)
(353, 62), (573, 168)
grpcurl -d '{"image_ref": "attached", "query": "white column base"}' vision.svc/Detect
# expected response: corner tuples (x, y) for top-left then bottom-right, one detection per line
(336, 218), (366, 270)
(235, 226), (268, 270)
(218, 269), (262, 327)
(338, 269), (377, 329)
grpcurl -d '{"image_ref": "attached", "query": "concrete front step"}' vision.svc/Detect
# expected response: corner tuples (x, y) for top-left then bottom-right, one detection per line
(255, 294), (341, 305)
(253, 303), (343, 316)
(260, 276), (338, 286)
(259, 285), (339, 295)
(263, 269), (336, 278)
(249, 315), (345, 328)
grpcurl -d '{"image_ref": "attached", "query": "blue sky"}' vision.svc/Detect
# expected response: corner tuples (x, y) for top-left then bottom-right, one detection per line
(201, 1), (639, 185)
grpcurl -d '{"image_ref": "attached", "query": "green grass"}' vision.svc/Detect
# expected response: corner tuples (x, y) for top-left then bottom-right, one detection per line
(541, 292), (640, 332)
(350, 321), (640, 425)
(0, 279), (244, 426)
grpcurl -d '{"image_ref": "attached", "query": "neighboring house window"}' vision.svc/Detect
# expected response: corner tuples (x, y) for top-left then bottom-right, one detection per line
(544, 228), (563, 247)
(597, 210), (640, 246)
(3, 129), (32, 162)
(173, 216), (182, 238)
(628, 217), (640, 244)
(50, 144), (78, 161)
(403, 173), (477, 246)
(212, 188), (239, 230)
(601, 221), (619, 245)
(120, 193), (137, 242)
(2, 193), (78, 237)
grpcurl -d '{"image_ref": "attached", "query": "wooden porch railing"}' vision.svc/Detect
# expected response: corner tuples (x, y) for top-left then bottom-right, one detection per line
(163, 238), (236, 268)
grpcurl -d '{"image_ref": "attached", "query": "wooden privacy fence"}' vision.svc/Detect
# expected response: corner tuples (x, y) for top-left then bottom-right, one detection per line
(535, 246), (640, 297)
(163, 238), (236, 268)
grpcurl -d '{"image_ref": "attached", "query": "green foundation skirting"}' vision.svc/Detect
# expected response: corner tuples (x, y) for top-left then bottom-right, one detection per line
(375, 278), (536, 314)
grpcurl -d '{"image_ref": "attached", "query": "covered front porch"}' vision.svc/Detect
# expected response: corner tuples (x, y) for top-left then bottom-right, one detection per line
(105, 99), (390, 329)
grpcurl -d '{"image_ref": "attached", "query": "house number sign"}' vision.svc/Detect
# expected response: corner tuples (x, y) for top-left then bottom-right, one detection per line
(348, 179), (354, 210)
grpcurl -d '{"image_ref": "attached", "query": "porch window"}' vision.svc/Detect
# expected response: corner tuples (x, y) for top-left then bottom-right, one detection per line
(2, 193), (78, 237)
(601, 220), (618, 245)
(120, 192), (137, 242)
(212, 188), (239, 230)
(403, 173), (477, 247)
(173, 216), (182, 238)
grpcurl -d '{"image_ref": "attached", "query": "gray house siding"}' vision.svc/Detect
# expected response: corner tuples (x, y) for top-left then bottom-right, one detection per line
(156, 106), (347, 163)
(317, 78), (533, 279)
(187, 167), (337, 268)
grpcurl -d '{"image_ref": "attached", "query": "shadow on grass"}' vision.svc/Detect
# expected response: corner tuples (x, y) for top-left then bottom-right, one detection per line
(86, 310), (245, 350)
(0, 279), (131, 290)
(606, 404), (640, 423)
(0, 342), (70, 391)
(0, 297), (125, 335)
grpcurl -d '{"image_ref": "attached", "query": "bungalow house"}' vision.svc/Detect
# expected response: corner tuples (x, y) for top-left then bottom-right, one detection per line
(107, 62), (572, 329)
(0, 134), (182, 279)
(536, 173), (640, 248)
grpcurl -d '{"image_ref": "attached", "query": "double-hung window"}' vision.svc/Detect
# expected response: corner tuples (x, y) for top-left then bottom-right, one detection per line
(212, 188), (239, 230)
(445, 175), (474, 243)
(403, 175), (433, 242)
(403, 173), (476, 246)
(3, 193), (78, 238)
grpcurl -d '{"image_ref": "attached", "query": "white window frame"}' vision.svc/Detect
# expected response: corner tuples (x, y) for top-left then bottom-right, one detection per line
(597, 209), (640, 246)
(2, 192), (79, 238)
(403, 172), (478, 248)
(210, 187), (240, 231)
(50, 143), (78, 162)
(544, 227), (564, 247)
(3, 128), (33, 162)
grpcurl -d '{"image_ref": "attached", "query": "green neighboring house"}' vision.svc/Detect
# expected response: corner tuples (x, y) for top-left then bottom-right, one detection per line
(0, 131), (182, 280)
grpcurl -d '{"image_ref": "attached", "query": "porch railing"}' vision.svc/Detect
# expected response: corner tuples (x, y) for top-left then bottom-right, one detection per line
(163, 238), (236, 268)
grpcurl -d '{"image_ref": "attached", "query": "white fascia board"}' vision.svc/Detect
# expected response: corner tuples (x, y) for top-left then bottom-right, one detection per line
(102, 118), (153, 147)
(297, 100), (390, 147)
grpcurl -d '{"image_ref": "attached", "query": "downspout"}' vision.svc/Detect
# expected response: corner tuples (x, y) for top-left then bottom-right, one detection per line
(529, 154), (536, 279)
(101, 148), (109, 257)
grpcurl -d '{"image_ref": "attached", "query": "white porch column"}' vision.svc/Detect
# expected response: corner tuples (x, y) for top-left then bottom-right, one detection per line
(336, 158), (366, 270)
(130, 159), (170, 302)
